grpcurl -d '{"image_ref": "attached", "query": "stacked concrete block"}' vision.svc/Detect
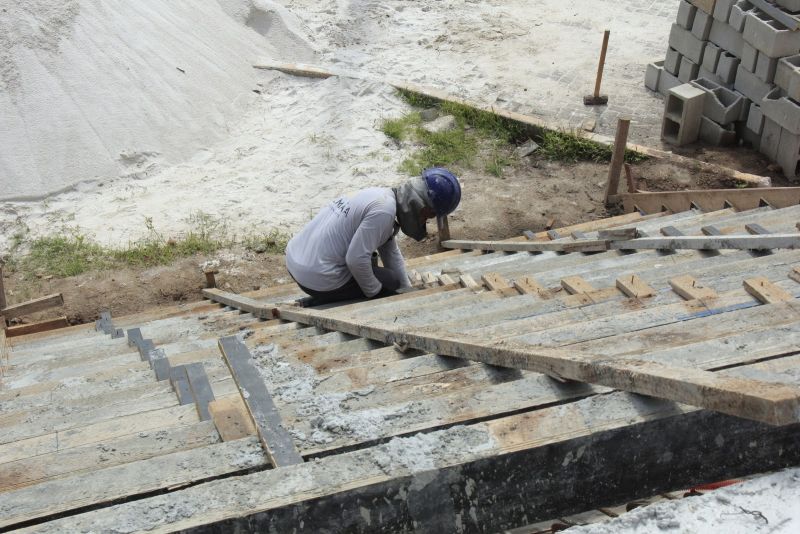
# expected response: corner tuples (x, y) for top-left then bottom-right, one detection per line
(662, 84), (707, 145)
(644, 0), (800, 179)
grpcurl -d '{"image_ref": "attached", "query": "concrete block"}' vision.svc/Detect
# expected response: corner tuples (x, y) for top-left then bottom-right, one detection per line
(716, 51), (741, 83)
(662, 83), (707, 145)
(645, 62), (663, 92)
(734, 64), (773, 101)
(742, 10), (800, 57)
(729, 1), (753, 32)
(670, 23), (707, 64)
(702, 42), (723, 73)
(665, 47), (683, 75)
(699, 83), (746, 123)
(709, 19), (744, 57)
(776, 1), (800, 11)
(747, 102), (765, 134)
(692, 8), (715, 39)
(691, 0), (717, 14)
(741, 123), (761, 149)
(760, 116), (782, 160)
(699, 116), (738, 145)
(678, 0), (699, 29)
(679, 56), (701, 82)
(777, 127), (800, 179)
(762, 86), (800, 134)
(755, 52), (778, 83)
(698, 66), (728, 86)
(740, 42), (758, 72)
(714, 0), (736, 21)
(775, 54), (800, 101)
(739, 96), (752, 121)
(658, 68), (682, 96)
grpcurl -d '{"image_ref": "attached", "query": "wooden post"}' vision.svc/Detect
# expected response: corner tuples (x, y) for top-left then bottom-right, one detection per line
(437, 215), (451, 249)
(604, 117), (631, 206)
(624, 163), (636, 193)
(0, 262), (6, 311)
(204, 269), (219, 289)
(584, 30), (610, 105)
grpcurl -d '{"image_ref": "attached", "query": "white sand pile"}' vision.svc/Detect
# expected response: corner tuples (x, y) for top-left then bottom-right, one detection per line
(0, 0), (314, 201)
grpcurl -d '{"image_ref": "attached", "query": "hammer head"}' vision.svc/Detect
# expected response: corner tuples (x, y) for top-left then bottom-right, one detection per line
(583, 94), (609, 106)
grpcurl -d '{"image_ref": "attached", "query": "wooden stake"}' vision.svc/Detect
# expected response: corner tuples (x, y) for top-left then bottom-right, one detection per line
(624, 163), (636, 193)
(203, 269), (219, 289)
(437, 215), (451, 249)
(604, 117), (631, 205)
(0, 263), (6, 311)
(584, 30), (610, 105)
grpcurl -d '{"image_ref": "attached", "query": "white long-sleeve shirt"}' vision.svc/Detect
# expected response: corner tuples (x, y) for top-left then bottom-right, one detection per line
(285, 188), (410, 297)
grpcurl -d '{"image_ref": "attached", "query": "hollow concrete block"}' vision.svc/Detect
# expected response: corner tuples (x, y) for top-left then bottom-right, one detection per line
(645, 62), (663, 92)
(776, 1), (800, 11)
(714, 0), (736, 21)
(679, 56), (701, 82)
(701, 84), (746, 124)
(739, 95), (752, 121)
(692, 8), (715, 40)
(698, 66), (727, 86)
(691, 0), (717, 13)
(760, 116), (782, 160)
(742, 10), (800, 57)
(747, 102), (765, 134)
(761, 86), (800, 134)
(670, 23), (707, 64)
(741, 123), (761, 149)
(729, 1), (753, 32)
(699, 116), (738, 145)
(658, 68), (682, 96)
(662, 83), (707, 145)
(666, 47), (683, 75)
(777, 128), (800, 180)
(709, 19), (744, 57)
(755, 52), (778, 83)
(703, 42), (723, 73)
(716, 51), (741, 83)
(734, 64), (773, 102)
(741, 42), (758, 72)
(678, 0), (699, 29)
(775, 54), (800, 101)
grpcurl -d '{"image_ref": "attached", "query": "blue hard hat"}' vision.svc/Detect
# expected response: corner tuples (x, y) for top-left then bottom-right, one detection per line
(422, 167), (461, 217)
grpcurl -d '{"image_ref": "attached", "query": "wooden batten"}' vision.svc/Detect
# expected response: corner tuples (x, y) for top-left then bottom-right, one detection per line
(743, 278), (795, 304)
(669, 275), (718, 301)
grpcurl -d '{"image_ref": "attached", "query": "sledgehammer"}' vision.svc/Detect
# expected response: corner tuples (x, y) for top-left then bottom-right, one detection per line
(584, 30), (610, 106)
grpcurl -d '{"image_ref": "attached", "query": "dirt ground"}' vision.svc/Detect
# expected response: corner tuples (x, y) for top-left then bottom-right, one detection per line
(0, 143), (781, 328)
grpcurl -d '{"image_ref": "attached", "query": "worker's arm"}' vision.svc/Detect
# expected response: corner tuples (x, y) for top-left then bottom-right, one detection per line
(345, 210), (395, 297)
(378, 236), (411, 289)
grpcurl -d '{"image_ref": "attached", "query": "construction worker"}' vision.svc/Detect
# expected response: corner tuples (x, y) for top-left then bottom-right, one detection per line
(285, 168), (461, 306)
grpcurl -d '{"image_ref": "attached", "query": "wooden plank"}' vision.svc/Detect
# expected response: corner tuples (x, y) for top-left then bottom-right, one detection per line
(218, 336), (303, 466)
(422, 272), (438, 287)
(560, 276), (596, 295)
(597, 228), (638, 240)
(0, 293), (63, 320)
(659, 226), (684, 237)
(745, 223), (772, 235)
(0, 437), (265, 530)
(5, 317), (69, 338)
(408, 270), (423, 288)
(619, 188), (799, 214)
(208, 396), (257, 441)
(438, 274), (456, 286)
(481, 272), (518, 297)
(253, 61), (336, 79)
(513, 276), (550, 298)
(743, 278), (795, 304)
(185, 362), (216, 421)
(275, 306), (800, 425)
(669, 275), (718, 301)
(616, 274), (655, 298)
(202, 288), (273, 319)
(459, 274), (480, 289)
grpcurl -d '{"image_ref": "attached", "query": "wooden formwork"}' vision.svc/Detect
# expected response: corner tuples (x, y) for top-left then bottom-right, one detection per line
(2, 207), (800, 532)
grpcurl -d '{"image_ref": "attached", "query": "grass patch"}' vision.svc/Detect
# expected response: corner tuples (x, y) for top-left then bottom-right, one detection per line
(7, 212), (291, 280)
(539, 130), (648, 164)
(399, 128), (479, 176)
(381, 112), (421, 141)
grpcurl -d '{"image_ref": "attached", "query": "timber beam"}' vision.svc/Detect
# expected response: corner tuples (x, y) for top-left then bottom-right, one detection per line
(618, 187), (800, 214)
(0, 293), (63, 321)
(273, 307), (800, 426)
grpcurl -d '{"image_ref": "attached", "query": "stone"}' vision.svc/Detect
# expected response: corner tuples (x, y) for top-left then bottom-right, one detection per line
(669, 23), (707, 64)
(666, 47), (683, 75)
(742, 10), (800, 57)
(746, 102), (765, 134)
(692, 8), (714, 40)
(420, 108), (439, 122)
(678, 0), (699, 29)
(679, 56), (701, 82)
(709, 19), (744, 57)
(761, 86), (800, 135)
(699, 116), (738, 145)
(662, 84), (707, 145)
(515, 140), (540, 158)
(422, 115), (457, 133)
(775, 54), (800, 101)
(645, 61), (663, 92)
(716, 51), (740, 83)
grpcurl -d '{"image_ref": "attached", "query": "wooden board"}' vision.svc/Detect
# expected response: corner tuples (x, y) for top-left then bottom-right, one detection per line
(669, 275), (719, 301)
(619, 187), (800, 214)
(218, 336), (303, 466)
(743, 277), (795, 304)
(513, 276), (549, 298)
(616, 274), (655, 299)
(208, 397), (257, 441)
(275, 306), (800, 425)
(5, 317), (69, 338)
(202, 289), (273, 319)
(481, 273), (518, 297)
(185, 362), (216, 421)
(560, 276), (596, 295)
(0, 294), (63, 320)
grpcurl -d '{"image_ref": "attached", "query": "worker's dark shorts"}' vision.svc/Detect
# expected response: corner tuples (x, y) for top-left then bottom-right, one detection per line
(293, 266), (402, 305)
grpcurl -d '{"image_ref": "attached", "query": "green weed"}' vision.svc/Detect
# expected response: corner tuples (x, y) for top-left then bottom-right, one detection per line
(381, 112), (422, 141)
(538, 130), (647, 164)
